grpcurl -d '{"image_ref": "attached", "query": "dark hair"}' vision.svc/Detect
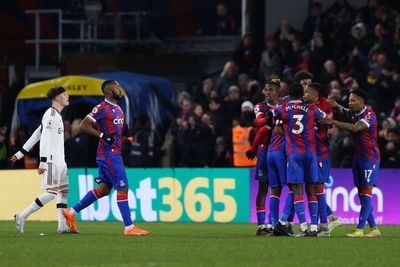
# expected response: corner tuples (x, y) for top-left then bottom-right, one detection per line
(351, 88), (367, 103)
(47, 87), (66, 100)
(308, 82), (324, 96)
(289, 82), (304, 99)
(387, 128), (399, 136)
(294, 71), (313, 82)
(266, 78), (281, 87)
(101, 80), (116, 93)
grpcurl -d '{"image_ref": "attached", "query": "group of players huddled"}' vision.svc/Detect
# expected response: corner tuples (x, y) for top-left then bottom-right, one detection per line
(248, 71), (381, 237)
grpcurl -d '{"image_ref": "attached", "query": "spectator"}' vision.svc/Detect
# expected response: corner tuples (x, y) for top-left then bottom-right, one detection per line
(0, 127), (7, 168)
(65, 119), (90, 167)
(234, 33), (259, 77)
(320, 59), (338, 84)
(302, 2), (324, 43)
(259, 35), (284, 82)
(215, 3), (237, 35)
(193, 78), (213, 111)
(215, 61), (238, 98)
(380, 129), (400, 168)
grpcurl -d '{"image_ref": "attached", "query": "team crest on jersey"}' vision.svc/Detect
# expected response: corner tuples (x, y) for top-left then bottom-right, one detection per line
(91, 107), (98, 114)
(254, 106), (259, 113)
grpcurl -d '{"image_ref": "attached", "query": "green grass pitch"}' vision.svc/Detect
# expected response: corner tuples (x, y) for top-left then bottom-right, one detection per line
(1, 221), (399, 267)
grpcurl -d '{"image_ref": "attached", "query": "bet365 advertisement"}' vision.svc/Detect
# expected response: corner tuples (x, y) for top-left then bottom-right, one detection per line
(68, 168), (250, 223)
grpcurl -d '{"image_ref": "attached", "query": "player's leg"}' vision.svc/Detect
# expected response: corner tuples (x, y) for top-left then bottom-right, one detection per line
(305, 183), (319, 236)
(269, 186), (281, 228)
(256, 180), (269, 235)
(15, 189), (57, 233)
(347, 160), (380, 237)
(267, 151), (282, 230)
(292, 183), (309, 236)
(64, 182), (112, 232)
(255, 150), (270, 236)
(56, 186), (70, 233)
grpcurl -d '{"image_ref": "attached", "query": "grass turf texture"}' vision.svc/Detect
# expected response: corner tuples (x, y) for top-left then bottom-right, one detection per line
(1, 222), (399, 267)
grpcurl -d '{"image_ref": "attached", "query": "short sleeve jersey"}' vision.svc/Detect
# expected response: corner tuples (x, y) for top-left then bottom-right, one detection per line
(87, 99), (125, 157)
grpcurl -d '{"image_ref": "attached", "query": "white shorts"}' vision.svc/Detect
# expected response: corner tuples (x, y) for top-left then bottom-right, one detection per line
(41, 163), (69, 190)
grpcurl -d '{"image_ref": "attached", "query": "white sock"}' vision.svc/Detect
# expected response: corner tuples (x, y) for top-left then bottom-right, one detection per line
(300, 222), (308, 232)
(70, 208), (77, 215)
(57, 190), (68, 230)
(310, 224), (318, 232)
(125, 224), (135, 230)
(20, 192), (56, 219)
(266, 223), (273, 229)
(279, 220), (286, 225)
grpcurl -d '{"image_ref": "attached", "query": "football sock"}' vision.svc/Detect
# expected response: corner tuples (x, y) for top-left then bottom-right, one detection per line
(256, 206), (266, 226)
(315, 185), (328, 224)
(20, 191), (56, 219)
(308, 195), (318, 227)
(357, 188), (373, 229)
(72, 188), (102, 213)
(294, 195), (306, 224)
(288, 205), (295, 223)
(117, 191), (133, 227)
(279, 191), (294, 222)
(358, 193), (377, 228)
(326, 203), (333, 216)
(56, 189), (68, 230)
(269, 194), (280, 227)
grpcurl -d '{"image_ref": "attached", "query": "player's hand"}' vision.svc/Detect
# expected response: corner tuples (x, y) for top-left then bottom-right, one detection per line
(245, 149), (257, 160)
(100, 132), (114, 144)
(10, 151), (24, 165)
(327, 99), (339, 108)
(319, 118), (334, 125)
(38, 161), (47, 174)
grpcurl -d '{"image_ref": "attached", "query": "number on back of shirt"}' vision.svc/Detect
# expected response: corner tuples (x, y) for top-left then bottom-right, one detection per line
(292, 114), (304, 134)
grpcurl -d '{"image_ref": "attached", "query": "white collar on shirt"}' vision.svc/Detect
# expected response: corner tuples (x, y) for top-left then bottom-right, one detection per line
(105, 98), (118, 107)
(355, 106), (367, 116)
(288, 100), (303, 103)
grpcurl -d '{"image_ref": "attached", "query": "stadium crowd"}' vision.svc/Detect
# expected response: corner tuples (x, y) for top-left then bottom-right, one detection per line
(1, 0), (400, 169)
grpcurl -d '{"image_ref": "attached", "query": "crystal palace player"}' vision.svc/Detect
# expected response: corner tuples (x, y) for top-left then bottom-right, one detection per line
(63, 80), (149, 236)
(246, 79), (279, 236)
(272, 83), (326, 237)
(321, 89), (381, 238)
(303, 83), (342, 236)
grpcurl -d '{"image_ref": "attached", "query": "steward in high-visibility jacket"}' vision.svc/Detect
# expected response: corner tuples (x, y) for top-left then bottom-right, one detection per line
(232, 123), (257, 167)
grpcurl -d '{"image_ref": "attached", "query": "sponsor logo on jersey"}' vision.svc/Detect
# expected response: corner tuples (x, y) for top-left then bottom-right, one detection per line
(113, 117), (124, 125)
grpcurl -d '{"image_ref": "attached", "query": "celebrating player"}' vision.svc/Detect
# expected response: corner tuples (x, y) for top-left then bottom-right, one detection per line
(321, 89), (381, 237)
(12, 87), (73, 234)
(303, 83), (342, 236)
(63, 80), (149, 236)
(247, 79), (279, 235)
(272, 83), (326, 237)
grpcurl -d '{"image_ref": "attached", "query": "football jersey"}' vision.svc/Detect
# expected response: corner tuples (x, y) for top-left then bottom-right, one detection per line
(316, 97), (332, 159)
(40, 107), (66, 167)
(87, 99), (125, 157)
(268, 116), (285, 153)
(272, 100), (326, 155)
(254, 101), (274, 151)
(348, 106), (380, 162)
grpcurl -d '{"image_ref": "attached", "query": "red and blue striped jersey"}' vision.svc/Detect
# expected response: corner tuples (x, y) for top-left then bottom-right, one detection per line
(268, 116), (285, 153)
(272, 100), (326, 155)
(348, 106), (380, 162)
(254, 101), (274, 151)
(87, 99), (125, 157)
(316, 97), (332, 159)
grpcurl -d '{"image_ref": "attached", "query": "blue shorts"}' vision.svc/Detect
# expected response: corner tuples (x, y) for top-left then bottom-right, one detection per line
(352, 159), (380, 187)
(318, 157), (330, 184)
(255, 150), (268, 181)
(287, 154), (318, 184)
(97, 154), (128, 190)
(267, 150), (286, 187)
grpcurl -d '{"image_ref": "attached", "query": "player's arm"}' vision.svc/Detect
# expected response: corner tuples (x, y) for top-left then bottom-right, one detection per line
(10, 125), (41, 164)
(38, 114), (53, 174)
(320, 118), (368, 133)
(81, 112), (114, 144)
(327, 99), (349, 121)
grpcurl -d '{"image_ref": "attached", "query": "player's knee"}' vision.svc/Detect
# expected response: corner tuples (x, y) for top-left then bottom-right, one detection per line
(270, 186), (281, 196)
